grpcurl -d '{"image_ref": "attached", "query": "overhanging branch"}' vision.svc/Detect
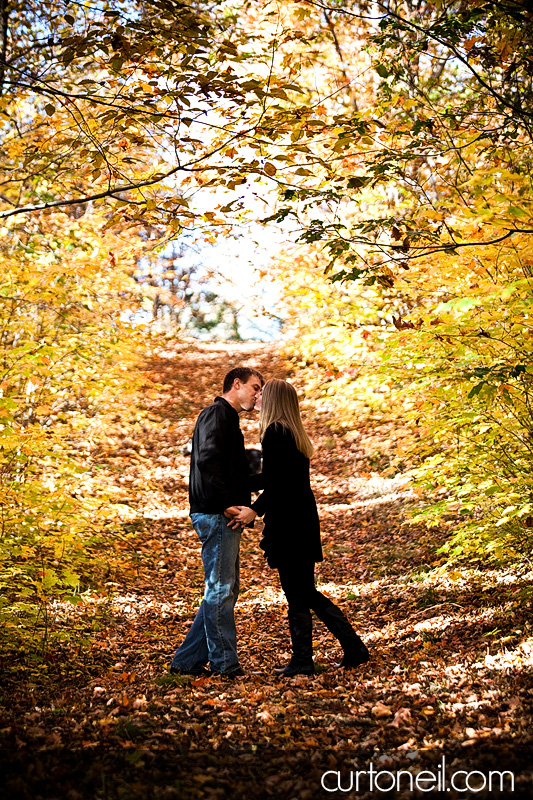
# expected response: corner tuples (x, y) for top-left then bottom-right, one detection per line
(0, 125), (256, 219)
(0, 167), (183, 219)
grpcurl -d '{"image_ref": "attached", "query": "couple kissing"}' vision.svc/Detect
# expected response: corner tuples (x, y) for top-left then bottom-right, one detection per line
(170, 366), (369, 679)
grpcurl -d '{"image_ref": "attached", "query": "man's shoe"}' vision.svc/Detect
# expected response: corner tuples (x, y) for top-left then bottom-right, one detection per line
(226, 666), (245, 679)
(170, 665), (211, 677)
(212, 666), (245, 679)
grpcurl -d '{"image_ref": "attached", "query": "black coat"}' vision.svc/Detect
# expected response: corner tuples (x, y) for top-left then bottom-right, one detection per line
(252, 422), (323, 568)
(189, 397), (251, 514)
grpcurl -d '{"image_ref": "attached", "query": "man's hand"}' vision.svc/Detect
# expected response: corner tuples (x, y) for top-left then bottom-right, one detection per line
(224, 506), (241, 519)
(232, 506), (257, 525)
(224, 506), (243, 529)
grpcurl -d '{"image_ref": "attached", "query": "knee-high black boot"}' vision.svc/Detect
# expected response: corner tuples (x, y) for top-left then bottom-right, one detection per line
(274, 610), (315, 676)
(314, 603), (369, 667)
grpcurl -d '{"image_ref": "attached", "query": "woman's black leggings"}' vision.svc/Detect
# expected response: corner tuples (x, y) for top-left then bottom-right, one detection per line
(277, 560), (334, 614)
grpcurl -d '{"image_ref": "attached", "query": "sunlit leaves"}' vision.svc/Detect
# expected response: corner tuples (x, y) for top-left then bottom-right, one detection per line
(261, 1), (533, 565)
(0, 207), (147, 646)
(0, 0), (274, 225)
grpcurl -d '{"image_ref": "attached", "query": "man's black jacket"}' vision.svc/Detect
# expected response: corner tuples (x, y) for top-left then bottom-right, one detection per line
(189, 396), (252, 514)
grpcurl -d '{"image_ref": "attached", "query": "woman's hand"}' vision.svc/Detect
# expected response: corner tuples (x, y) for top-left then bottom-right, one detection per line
(233, 506), (257, 525)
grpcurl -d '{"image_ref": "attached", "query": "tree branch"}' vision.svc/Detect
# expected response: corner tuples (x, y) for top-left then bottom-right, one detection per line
(0, 0), (9, 97)
(0, 126), (255, 219)
(375, 229), (533, 266)
(302, 0), (533, 125)
(324, 9), (358, 112)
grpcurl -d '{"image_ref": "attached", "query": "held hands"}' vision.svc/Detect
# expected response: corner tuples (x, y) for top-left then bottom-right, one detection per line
(233, 506), (257, 526)
(224, 505), (257, 528)
(224, 506), (243, 529)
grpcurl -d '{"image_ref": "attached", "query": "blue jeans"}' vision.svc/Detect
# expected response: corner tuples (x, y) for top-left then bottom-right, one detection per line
(171, 513), (241, 674)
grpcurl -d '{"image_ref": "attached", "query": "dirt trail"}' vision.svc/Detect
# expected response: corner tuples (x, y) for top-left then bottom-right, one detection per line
(1, 341), (532, 799)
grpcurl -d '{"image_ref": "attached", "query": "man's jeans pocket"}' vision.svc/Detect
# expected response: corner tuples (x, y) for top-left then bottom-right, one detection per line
(191, 512), (220, 543)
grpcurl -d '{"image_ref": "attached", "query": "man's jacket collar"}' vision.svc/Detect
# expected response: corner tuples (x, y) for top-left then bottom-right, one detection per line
(214, 396), (239, 419)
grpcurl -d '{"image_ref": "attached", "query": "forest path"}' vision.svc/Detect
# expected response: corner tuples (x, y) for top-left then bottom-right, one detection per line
(1, 340), (532, 799)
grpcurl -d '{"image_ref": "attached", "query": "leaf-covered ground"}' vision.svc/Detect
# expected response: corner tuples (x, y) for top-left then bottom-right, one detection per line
(1, 341), (532, 799)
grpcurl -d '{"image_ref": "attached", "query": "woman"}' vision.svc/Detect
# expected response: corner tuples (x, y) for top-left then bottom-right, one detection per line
(233, 378), (369, 676)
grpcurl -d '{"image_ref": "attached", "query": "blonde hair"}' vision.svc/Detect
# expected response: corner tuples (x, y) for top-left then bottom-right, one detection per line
(259, 379), (314, 458)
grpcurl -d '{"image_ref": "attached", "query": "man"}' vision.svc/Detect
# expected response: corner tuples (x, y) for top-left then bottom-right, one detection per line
(170, 366), (264, 678)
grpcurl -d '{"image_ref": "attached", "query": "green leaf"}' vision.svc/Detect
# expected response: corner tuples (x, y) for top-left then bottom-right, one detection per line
(347, 175), (369, 189)
(507, 206), (528, 218)
(467, 382), (484, 398)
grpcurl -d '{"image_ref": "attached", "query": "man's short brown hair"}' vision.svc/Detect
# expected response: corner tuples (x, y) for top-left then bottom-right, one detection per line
(223, 367), (264, 394)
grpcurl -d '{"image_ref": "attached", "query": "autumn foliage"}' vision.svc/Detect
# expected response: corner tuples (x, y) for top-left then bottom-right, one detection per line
(263, 1), (533, 566)
(0, 206), (148, 644)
